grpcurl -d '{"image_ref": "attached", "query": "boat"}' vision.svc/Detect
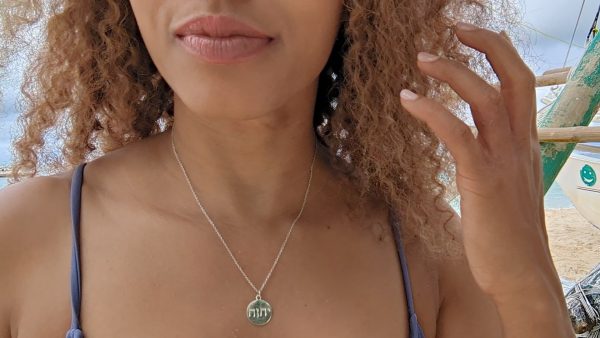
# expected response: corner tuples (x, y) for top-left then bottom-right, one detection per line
(557, 117), (600, 227)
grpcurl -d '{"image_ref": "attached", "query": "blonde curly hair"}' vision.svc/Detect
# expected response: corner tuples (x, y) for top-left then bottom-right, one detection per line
(1, 0), (520, 254)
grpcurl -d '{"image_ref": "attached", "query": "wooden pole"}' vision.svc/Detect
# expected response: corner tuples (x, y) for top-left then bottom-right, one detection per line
(536, 71), (569, 87)
(543, 67), (571, 75)
(538, 32), (600, 193)
(470, 126), (600, 143)
(497, 67), (570, 88)
(538, 126), (600, 143)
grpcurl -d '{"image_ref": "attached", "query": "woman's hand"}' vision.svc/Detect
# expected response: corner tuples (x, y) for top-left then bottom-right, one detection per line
(399, 22), (574, 337)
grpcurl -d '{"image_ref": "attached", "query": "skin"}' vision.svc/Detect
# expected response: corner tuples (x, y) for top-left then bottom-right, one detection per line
(0, 2), (573, 338)
(400, 23), (573, 336)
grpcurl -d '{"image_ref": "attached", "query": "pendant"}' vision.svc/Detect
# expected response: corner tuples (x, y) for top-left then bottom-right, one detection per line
(246, 295), (272, 326)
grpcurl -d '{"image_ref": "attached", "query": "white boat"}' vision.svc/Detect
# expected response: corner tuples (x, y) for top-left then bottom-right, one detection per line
(556, 119), (600, 227)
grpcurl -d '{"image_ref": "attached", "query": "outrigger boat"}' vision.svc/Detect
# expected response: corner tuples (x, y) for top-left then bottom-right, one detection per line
(556, 118), (600, 227)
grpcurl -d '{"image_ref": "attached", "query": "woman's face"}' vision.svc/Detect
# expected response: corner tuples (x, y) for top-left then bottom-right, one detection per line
(129, 0), (344, 121)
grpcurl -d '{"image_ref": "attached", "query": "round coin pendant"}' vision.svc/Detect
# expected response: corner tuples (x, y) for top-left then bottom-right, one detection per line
(246, 297), (272, 326)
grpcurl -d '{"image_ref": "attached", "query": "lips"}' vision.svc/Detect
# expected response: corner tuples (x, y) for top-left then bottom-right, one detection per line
(174, 15), (273, 39)
(174, 15), (274, 63)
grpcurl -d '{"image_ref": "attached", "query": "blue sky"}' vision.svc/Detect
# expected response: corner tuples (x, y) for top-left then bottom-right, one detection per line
(1, 0), (599, 169)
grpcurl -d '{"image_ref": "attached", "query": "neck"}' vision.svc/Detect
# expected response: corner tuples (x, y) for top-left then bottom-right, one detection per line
(159, 93), (339, 230)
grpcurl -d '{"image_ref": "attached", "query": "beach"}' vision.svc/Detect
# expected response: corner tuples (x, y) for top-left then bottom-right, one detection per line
(546, 207), (600, 281)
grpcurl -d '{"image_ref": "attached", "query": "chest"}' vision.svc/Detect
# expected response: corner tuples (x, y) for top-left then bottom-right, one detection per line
(14, 209), (439, 338)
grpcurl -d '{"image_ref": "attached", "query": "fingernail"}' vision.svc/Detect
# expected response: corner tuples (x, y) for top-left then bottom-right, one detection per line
(400, 89), (419, 101)
(455, 21), (478, 31)
(417, 52), (440, 62)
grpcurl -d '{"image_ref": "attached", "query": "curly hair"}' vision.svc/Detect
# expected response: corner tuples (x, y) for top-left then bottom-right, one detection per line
(1, 0), (520, 255)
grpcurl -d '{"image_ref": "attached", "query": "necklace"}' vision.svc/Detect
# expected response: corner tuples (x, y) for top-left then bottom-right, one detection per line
(170, 128), (317, 326)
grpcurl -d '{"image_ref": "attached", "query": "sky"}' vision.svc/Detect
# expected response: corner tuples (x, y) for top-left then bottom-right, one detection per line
(519, 0), (599, 73)
(1, 0), (599, 170)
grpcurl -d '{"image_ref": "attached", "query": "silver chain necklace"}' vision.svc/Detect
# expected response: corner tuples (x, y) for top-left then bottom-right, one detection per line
(170, 128), (317, 326)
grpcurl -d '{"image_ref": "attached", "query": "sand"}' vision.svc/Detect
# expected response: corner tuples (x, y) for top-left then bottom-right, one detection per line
(545, 208), (600, 281)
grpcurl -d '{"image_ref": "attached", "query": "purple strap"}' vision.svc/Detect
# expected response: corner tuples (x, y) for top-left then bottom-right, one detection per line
(64, 163), (422, 338)
(67, 163), (86, 338)
(389, 209), (426, 338)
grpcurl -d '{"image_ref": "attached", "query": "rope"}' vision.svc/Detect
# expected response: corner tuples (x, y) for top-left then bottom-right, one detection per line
(520, 22), (585, 49)
(586, 2), (600, 43)
(564, 0), (587, 67)
(571, 281), (600, 337)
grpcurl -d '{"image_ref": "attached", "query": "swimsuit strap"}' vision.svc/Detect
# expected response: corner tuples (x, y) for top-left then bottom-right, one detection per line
(66, 163), (87, 338)
(63, 164), (421, 338)
(388, 208), (426, 338)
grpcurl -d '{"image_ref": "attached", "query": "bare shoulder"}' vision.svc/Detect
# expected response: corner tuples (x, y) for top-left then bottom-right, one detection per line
(0, 135), (164, 337)
(0, 169), (75, 337)
(424, 200), (504, 338)
(0, 169), (74, 261)
(0, 169), (74, 253)
(0, 133), (163, 293)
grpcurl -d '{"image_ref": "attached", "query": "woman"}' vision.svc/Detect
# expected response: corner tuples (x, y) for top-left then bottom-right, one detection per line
(0, 0), (574, 337)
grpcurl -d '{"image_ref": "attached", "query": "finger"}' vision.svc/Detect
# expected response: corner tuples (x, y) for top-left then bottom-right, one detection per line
(530, 134), (546, 243)
(533, 142), (546, 242)
(499, 30), (512, 44)
(530, 96), (539, 142)
(454, 22), (536, 138)
(416, 52), (511, 151)
(497, 29), (540, 143)
(400, 89), (481, 167)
